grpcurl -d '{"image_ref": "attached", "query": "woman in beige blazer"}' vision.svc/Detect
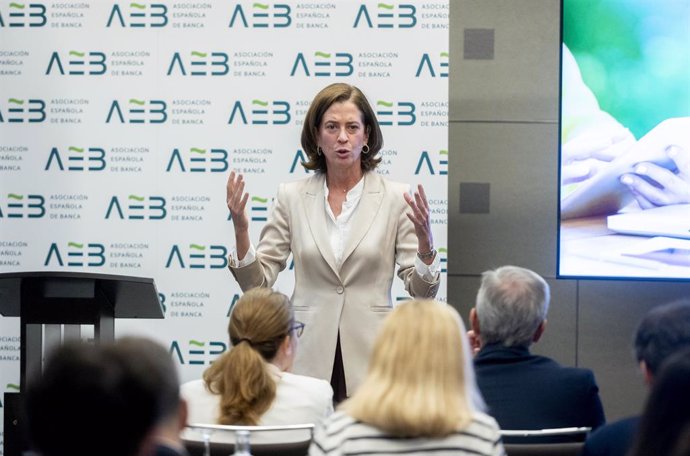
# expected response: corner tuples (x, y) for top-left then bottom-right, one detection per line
(226, 83), (440, 400)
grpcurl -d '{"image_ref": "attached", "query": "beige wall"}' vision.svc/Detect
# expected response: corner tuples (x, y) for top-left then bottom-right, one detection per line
(448, 0), (690, 420)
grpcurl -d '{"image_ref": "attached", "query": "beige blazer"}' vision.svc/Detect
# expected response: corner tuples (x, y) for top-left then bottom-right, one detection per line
(229, 172), (439, 392)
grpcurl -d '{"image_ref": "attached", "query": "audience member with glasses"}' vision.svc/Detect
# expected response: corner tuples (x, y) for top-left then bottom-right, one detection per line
(181, 287), (333, 431)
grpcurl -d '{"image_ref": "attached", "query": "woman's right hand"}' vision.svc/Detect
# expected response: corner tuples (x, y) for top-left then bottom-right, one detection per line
(226, 171), (250, 233)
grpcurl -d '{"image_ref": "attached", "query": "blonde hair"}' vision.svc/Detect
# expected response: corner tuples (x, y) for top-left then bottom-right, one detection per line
(203, 288), (292, 425)
(345, 300), (479, 437)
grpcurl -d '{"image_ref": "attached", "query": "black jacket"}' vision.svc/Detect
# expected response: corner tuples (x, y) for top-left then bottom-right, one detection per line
(474, 344), (606, 433)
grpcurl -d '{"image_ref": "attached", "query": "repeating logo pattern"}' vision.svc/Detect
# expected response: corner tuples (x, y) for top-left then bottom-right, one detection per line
(0, 2), (448, 402)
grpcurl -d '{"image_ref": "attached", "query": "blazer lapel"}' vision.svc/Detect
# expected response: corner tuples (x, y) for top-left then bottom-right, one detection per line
(301, 174), (340, 277)
(341, 172), (384, 266)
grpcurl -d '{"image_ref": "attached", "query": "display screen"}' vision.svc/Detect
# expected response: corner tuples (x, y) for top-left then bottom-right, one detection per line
(558, 0), (690, 280)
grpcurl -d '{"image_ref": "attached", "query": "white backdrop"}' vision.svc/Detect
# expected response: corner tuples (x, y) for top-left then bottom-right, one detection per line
(0, 1), (448, 450)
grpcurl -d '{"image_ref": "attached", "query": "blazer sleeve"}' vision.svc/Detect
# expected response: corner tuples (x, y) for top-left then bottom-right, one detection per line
(229, 183), (292, 291)
(394, 190), (440, 299)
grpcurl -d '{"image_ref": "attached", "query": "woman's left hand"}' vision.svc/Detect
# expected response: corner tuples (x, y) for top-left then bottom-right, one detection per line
(404, 184), (435, 263)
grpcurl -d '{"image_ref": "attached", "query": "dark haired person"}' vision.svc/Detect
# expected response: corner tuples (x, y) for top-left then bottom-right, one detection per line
(117, 338), (190, 456)
(628, 348), (690, 456)
(225, 83), (440, 400)
(25, 337), (187, 456)
(582, 298), (690, 456)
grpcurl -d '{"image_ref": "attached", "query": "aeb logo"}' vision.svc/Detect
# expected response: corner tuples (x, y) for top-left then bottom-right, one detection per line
(167, 51), (230, 76)
(228, 3), (291, 28)
(0, 193), (45, 218)
(250, 196), (269, 221)
(415, 52), (448, 77)
(46, 51), (107, 76)
(0, 3), (47, 27)
(226, 293), (240, 316)
(170, 339), (226, 365)
(353, 3), (416, 28)
(45, 146), (106, 171)
(106, 3), (168, 27)
(415, 150), (448, 175)
(165, 244), (228, 269)
(106, 99), (167, 123)
(44, 242), (106, 267)
(166, 147), (228, 172)
(289, 149), (312, 174)
(227, 99), (290, 125)
(0, 98), (46, 123)
(376, 100), (416, 126)
(105, 195), (167, 220)
(290, 52), (353, 77)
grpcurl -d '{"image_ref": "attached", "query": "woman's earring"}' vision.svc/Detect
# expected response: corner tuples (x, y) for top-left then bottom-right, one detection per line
(362, 144), (370, 154)
(317, 146), (323, 156)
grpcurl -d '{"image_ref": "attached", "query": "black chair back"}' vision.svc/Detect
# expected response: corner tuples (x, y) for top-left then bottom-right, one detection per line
(504, 441), (584, 456)
(183, 438), (311, 456)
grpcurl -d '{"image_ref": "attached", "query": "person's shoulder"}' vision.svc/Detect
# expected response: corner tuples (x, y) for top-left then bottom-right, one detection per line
(318, 411), (369, 439)
(283, 372), (333, 396)
(468, 411), (502, 436)
(558, 362), (598, 382)
(311, 411), (359, 455)
(277, 173), (325, 199)
(284, 172), (324, 189)
(323, 410), (356, 428)
(532, 354), (598, 379)
(367, 173), (409, 212)
(534, 359), (602, 396)
(371, 173), (409, 193)
(583, 416), (639, 456)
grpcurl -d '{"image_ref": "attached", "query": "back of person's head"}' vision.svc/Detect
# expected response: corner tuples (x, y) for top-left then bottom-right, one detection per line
(634, 298), (690, 377)
(628, 348), (690, 456)
(346, 299), (482, 438)
(475, 265), (550, 347)
(115, 337), (182, 429)
(25, 337), (175, 456)
(203, 287), (293, 425)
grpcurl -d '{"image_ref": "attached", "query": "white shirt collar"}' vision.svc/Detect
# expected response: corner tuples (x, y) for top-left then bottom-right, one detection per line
(323, 175), (364, 202)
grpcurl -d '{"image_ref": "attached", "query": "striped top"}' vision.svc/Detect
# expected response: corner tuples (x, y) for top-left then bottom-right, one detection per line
(309, 411), (505, 456)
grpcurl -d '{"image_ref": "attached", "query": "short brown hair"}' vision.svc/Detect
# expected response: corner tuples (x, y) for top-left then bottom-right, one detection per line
(300, 83), (383, 172)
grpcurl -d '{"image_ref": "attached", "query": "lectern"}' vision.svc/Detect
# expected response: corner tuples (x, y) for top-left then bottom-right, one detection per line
(0, 271), (163, 456)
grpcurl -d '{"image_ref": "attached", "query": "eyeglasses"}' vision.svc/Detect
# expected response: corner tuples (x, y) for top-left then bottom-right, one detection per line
(290, 321), (305, 338)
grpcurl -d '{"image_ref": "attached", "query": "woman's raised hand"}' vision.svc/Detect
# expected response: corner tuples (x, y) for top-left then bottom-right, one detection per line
(226, 171), (250, 233)
(404, 184), (435, 264)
